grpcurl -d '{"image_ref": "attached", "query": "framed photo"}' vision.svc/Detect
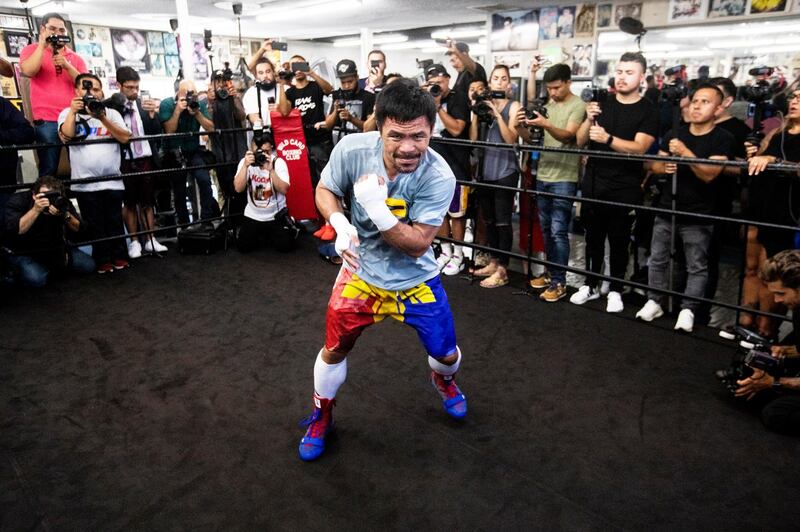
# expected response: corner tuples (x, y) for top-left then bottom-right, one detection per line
(0, 15), (28, 30)
(111, 28), (151, 73)
(1, 69), (18, 98)
(230, 39), (245, 56)
(147, 32), (165, 54)
(539, 7), (559, 41)
(708, 0), (746, 16)
(3, 31), (31, 58)
(596, 3), (613, 28)
(575, 4), (597, 37)
(572, 43), (594, 77)
(491, 10), (539, 51)
(614, 3), (643, 25)
(668, 0), (709, 21)
(749, 0), (787, 13)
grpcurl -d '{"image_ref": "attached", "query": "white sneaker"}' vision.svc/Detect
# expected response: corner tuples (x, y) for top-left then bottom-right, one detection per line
(674, 309), (695, 332)
(635, 299), (664, 322)
(143, 238), (168, 253)
(606, 291), (624, 313)
(436, 253), (451, 271)
(600, 280), (611, 296)
(127, 240), (142, 259)
(569, 285), (600, 305)
(443, 255), (464, 276)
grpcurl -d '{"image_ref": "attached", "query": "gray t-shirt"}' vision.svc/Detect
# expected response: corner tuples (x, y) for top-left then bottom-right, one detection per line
(321, 131), (455, 290)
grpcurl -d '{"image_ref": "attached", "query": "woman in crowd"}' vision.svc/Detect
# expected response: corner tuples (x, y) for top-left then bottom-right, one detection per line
(469, 64), (521, 288)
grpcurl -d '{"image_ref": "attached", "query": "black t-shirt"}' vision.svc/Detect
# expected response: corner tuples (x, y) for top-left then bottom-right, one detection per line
(430, 89), (470, 180)
(3, 191), (80, 267)
(794, 310), (800, 353)
(713, 116), (751, 215)
(453, 62), (487, 101)
(285, 81), (332, 145)
(658, 125), (734, 217)
(716, 117), (750, 159)
(583, 95), (660, 204)
(332, 88), (375, 135)
(749, 130), (800, 253)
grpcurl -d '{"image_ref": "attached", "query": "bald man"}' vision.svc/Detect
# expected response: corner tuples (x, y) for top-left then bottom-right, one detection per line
(159, 80), (218, 223)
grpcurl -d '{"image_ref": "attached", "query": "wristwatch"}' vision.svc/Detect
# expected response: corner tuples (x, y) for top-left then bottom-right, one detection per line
(606, 135), (614, 146)
(772, 377), (782, 390)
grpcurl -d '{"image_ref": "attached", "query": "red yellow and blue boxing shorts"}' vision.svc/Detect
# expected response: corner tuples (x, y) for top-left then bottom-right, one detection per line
(325, 268), (457, 358)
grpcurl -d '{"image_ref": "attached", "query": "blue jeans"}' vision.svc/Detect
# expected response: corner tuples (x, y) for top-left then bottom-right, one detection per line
(647, 216), (713, 311)
(172, 151), (217, 224)
(536, 180), (576, 286)
(7, 248), (95, 287)
(34, 120), (63, 178)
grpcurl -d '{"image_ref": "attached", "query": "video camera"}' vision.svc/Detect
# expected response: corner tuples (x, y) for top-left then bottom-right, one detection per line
(184, 90), (200, 111)
(580, 86), (608, 104)
(716, 326), (800, 395)
(743, 66), (778, 103)
(81, 79), (105, 115)
(278, 69), (294, 82)
(471, 89), (506, 123)
(211, 68), (234, 100)
(41, 191), (70, 214)
(46, 34), (70, 46)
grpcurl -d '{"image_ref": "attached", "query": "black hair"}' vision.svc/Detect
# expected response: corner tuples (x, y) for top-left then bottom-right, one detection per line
(256, 56), (275, 70)
(116, 67), (140, 85)
(760, 250), (800, 289)
(543, 63), (571, 84)
(618, 52), (647, 72)
(708, 76), (737, 99)
(491, 64), (511, 78)
(374, 78), (437, 131)
(691, 82), (724, 103)
(253, 130), (275, 149)
(40, 13), (66, 26)
(32, 175), (64, 195)
(74, 72), (101, 88)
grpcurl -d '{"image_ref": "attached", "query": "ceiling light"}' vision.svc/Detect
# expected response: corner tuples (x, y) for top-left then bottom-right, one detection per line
(431, 27), (485, 40)
(665, 22), (800, 40)
(382, 39), (437, 50)
(131, 13), (175, 20)
(214, 2), (262, 13)
(256, 0), (361, 23)
(333, 33), (407, 47)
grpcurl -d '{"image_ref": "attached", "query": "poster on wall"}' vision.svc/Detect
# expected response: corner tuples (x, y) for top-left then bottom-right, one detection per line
(708, 0), (747, 16)
(792, 0), (800, 12)
(493, 52), (522, 73)
(163, 33), (179, 55)
(539, 7), (559, 41)
(575, 4), (596, 36)
(150, 54), (166, 76)
(111, 29), (151, 73)
(572, 43), (594, 77)
(749, 0), (787, 13)
(669, 0), (709, 21)
(3, 31), (31, 58)
(491, 10), (539, 51)
(192, 35), (209, 80)
(1, 69), (18, 98)
(557, 6), (576, 38)
(165, 54), (181, 78)
(0, 14), (28, 30)
(147, 32), (165, 54)
(614, 3), (643, 25)
(596, 3), (613, 27)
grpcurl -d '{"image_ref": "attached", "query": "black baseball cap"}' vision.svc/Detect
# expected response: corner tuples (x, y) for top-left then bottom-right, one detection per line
(425, 64), (450, 80)
(335, 59), (358, 78)
(445, 42), (469, 55)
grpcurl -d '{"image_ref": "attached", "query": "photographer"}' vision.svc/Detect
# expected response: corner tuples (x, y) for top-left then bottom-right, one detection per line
(422, 64), (470, 276)
(58, 73), (131, 273)
(3, 176), (93, 286)
(243, 56), (283, 127)
(20, 12), (88, 177)
(112, 66), (167, 258)
(207, 69), (248, 222)
(233, 130), (296, 253)
(469, 64), (521, 289)
(278, 54), (334, 187)
(159, 80), (217, 225)
(446, 40), (487, 102)
(324, 59), (376, 138)
(0, 94), (35, 226)
(635, 84), (734, 332)
(573, 52), (659, 313)
(515, 61), (586, 302)
(358, 50), (387, 94)
(735, 250), (800, 436)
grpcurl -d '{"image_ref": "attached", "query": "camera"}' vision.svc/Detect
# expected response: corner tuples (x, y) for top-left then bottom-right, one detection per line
(661, 80), (688, 104)
(252, 148), (270, 167)
(45, 34), (70, 46)
(715, 326), (800, 395)
(278, 69), (294, 82)
(427, 83), (442, 98)
(580, 86), (608, 104)
(471, 89), (506, 123)
(41, 191), (70, 214)
(81, 79), (105, 115)
(525, 100), (549, 121)
(184, 90), (200, 111)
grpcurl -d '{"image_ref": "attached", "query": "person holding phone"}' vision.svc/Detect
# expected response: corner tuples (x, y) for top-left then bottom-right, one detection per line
(358, 49), (387, 94)
(324, 59), (376, 138)
(278, 54), (333, 187)
(243, 56), (283, 127)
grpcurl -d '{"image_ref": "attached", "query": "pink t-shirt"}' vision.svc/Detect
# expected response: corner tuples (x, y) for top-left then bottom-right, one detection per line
(19, 44), (88, 122)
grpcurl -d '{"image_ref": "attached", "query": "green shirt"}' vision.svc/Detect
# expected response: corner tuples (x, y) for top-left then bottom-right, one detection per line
(158, 97), (210, 154)
(537, 93), (586, 183)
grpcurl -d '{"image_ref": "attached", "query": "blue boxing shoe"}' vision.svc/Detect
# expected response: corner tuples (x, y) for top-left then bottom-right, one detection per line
(430, 371), (467, 419)
(298, 393), (335, 461)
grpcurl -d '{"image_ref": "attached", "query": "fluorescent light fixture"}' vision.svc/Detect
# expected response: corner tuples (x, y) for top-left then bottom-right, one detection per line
(131, 13), (175, 20)
(431, 27), (485, 39)
(256, 0), (360, 22)
(708, 36), (800, 49)
(478, 37), (486, 45)
(750, 44), (800, 54)
(597, 31), (631, 43)
(665, 22), (800, 40)
(333, 33), (407, 47)
(382, 39), (437, 50)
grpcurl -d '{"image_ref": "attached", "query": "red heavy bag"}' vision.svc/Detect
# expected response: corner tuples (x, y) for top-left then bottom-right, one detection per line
(270, 109), (317, 220)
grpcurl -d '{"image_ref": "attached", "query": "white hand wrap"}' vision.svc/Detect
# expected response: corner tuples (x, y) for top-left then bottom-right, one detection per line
(353, 173), (398, 232)
(329, 212), (359, 259)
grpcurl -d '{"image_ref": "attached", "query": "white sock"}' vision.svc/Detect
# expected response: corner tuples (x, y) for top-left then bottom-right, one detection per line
(452, 244), (463, 258)
(314, 350), (347, 399)
(428, 346), (461, 376)
(441, 242), (453, 257)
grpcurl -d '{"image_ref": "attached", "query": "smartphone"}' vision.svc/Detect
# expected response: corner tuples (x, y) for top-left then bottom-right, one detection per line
(370, 60), (381, 68)
(140, 89), (151, 99)
(291, 61), (310, 72)
(268, 96), (275, 104)
(271, 40), (288, 51)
